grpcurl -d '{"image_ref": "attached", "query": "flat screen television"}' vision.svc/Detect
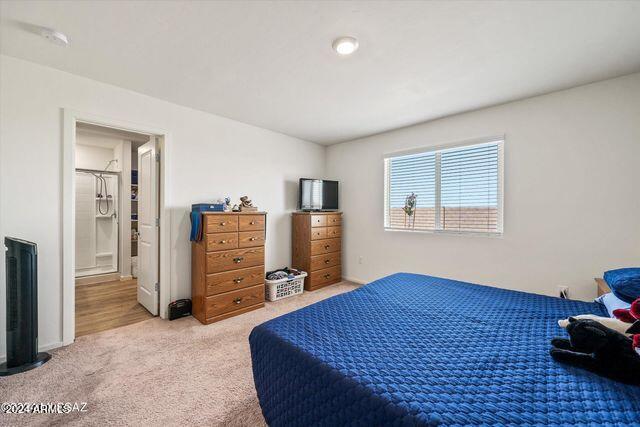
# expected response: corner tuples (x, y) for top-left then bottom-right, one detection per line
(298, 179), (339, 211)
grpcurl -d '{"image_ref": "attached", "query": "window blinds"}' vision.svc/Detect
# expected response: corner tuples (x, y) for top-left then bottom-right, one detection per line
(384, 139), (503, 234)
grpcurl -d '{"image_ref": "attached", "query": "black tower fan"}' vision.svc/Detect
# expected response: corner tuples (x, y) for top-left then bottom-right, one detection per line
(1, 237), (51, 376)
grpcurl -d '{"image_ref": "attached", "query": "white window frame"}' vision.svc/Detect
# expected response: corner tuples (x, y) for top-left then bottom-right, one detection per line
(384, 136), (504, 236)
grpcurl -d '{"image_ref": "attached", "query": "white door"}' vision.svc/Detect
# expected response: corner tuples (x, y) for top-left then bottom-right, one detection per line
(137, 138), (159, 315)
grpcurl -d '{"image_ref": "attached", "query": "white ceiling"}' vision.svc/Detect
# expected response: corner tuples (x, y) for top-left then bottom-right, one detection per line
(2, 1), (640, 145)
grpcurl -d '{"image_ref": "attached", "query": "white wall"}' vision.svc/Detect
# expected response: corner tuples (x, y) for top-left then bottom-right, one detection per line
(0, 55), (325, 357)
(75, 143), (117, 171)
(327, 73), (640, 301)
(2, 53), (638, 360)
(117, 140), (132, 279)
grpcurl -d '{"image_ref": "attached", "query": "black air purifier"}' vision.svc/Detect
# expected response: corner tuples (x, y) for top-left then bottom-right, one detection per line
(1, 237), (51, 376)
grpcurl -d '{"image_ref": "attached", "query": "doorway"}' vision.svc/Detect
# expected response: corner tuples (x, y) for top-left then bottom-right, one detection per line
(72, 122), (161, 337)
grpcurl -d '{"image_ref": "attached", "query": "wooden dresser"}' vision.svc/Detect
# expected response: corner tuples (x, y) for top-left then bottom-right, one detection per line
(595, 278), (610, 297)
(292, 212), (342, 291)
(192, 212), (266, 324)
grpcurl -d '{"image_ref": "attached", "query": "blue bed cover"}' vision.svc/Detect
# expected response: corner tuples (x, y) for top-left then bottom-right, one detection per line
(249, 273), (640, 426)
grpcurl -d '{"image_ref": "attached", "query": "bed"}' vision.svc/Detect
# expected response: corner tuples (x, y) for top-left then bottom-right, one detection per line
(249, 273), (640, 426)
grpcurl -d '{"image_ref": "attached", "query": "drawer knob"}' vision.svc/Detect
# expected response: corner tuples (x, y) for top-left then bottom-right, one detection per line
(324, 245), (330, 249)
(324, 259), (330, 264)
(220, 221), (226, 226)
(233, 277), (244, 284)
(249, 237), (257, 241)
(220, 240), (227, 244)
(233, 297), (242, 304)
(250, 221), (256, 225)
(324, 274), (331, 279)
(233, 257), (244, 263)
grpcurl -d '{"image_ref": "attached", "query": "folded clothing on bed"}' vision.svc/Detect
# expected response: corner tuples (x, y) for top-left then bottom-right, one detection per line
(249, 273), (640, 426)
(604, 267), (640, 303)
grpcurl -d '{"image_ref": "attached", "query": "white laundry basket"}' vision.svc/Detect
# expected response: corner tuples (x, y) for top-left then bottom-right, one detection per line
(265, 272), (307, 301)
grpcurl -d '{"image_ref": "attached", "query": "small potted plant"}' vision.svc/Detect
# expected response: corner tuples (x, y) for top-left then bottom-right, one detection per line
(403, 193), (417, 229)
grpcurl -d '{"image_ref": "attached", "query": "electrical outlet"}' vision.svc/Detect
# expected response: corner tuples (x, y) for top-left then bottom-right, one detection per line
(358, 256), (363, 264)
(558, 286), (569, 299)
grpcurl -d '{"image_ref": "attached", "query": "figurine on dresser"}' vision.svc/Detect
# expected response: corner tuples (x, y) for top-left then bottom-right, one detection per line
(239, 196), (258, 212)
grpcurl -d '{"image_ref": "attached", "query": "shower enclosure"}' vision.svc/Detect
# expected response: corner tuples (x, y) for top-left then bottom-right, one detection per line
(75, 170), (119, 277)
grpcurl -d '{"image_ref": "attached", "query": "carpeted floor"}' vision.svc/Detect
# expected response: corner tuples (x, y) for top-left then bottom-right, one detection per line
(1, 281), (360, 426)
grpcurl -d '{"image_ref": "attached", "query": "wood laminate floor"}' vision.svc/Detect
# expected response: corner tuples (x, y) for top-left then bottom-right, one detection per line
(75, 278), (154, 337)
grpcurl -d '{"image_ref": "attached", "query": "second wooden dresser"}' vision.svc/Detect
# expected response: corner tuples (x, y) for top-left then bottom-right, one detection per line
(192, 212), (266, 324)
(292, 211), (342, 291)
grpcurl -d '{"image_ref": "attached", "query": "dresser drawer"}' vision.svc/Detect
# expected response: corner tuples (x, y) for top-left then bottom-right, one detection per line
(310, 238), (341, 255)
(205, 215), (238, 233)
(238, 231), (265, 248)
(239, 215), (265, 231)
(327, 214), (341, 226)
(310, 227), (327, 240)
(308, 266), (341, 289)
(205, 284), (265, 319)
(310, 251), (341, 271)
(326, 226), (341, 239)
(206, 247), (265, 273)
(206, 265), (264, 295)
(204, 232), (238, 252)
(311, 215), (326, 228)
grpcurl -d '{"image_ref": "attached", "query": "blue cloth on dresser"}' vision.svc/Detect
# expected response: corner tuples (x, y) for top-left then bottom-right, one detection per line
(249, 273), (640, 426)
(189, 210), (201, 241)
(189, 203), (225, 241)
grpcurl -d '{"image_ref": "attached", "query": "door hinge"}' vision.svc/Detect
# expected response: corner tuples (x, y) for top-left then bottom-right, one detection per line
(155, 152), (160, 162)
(155, 282), (159, 292)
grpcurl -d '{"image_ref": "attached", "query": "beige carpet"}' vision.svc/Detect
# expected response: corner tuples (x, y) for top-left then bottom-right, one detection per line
(1, 282), (360, 426)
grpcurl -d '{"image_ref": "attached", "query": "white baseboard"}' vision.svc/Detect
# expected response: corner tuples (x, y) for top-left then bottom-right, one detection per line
(343, 276), (367, 285)
(0, 341), (64, 363)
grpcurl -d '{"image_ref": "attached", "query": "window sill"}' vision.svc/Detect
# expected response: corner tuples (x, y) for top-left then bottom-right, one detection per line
(384, 227), (503, 238)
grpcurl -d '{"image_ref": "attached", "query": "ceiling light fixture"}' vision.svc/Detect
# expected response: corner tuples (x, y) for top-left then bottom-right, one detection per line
(332, 36), (358, 56)
(40, 27), (69, 46)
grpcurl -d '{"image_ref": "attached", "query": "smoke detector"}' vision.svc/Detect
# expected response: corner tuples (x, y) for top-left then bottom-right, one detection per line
(40, 28), (69, 46)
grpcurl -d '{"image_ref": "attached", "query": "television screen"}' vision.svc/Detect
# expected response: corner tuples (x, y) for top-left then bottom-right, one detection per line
(298, 179), (339, 211)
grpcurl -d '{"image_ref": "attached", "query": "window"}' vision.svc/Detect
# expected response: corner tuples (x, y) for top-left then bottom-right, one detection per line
(384, 138), (503, 234)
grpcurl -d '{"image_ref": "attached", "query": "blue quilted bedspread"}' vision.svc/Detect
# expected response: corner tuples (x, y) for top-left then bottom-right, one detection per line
(249, 273), (640, 426)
